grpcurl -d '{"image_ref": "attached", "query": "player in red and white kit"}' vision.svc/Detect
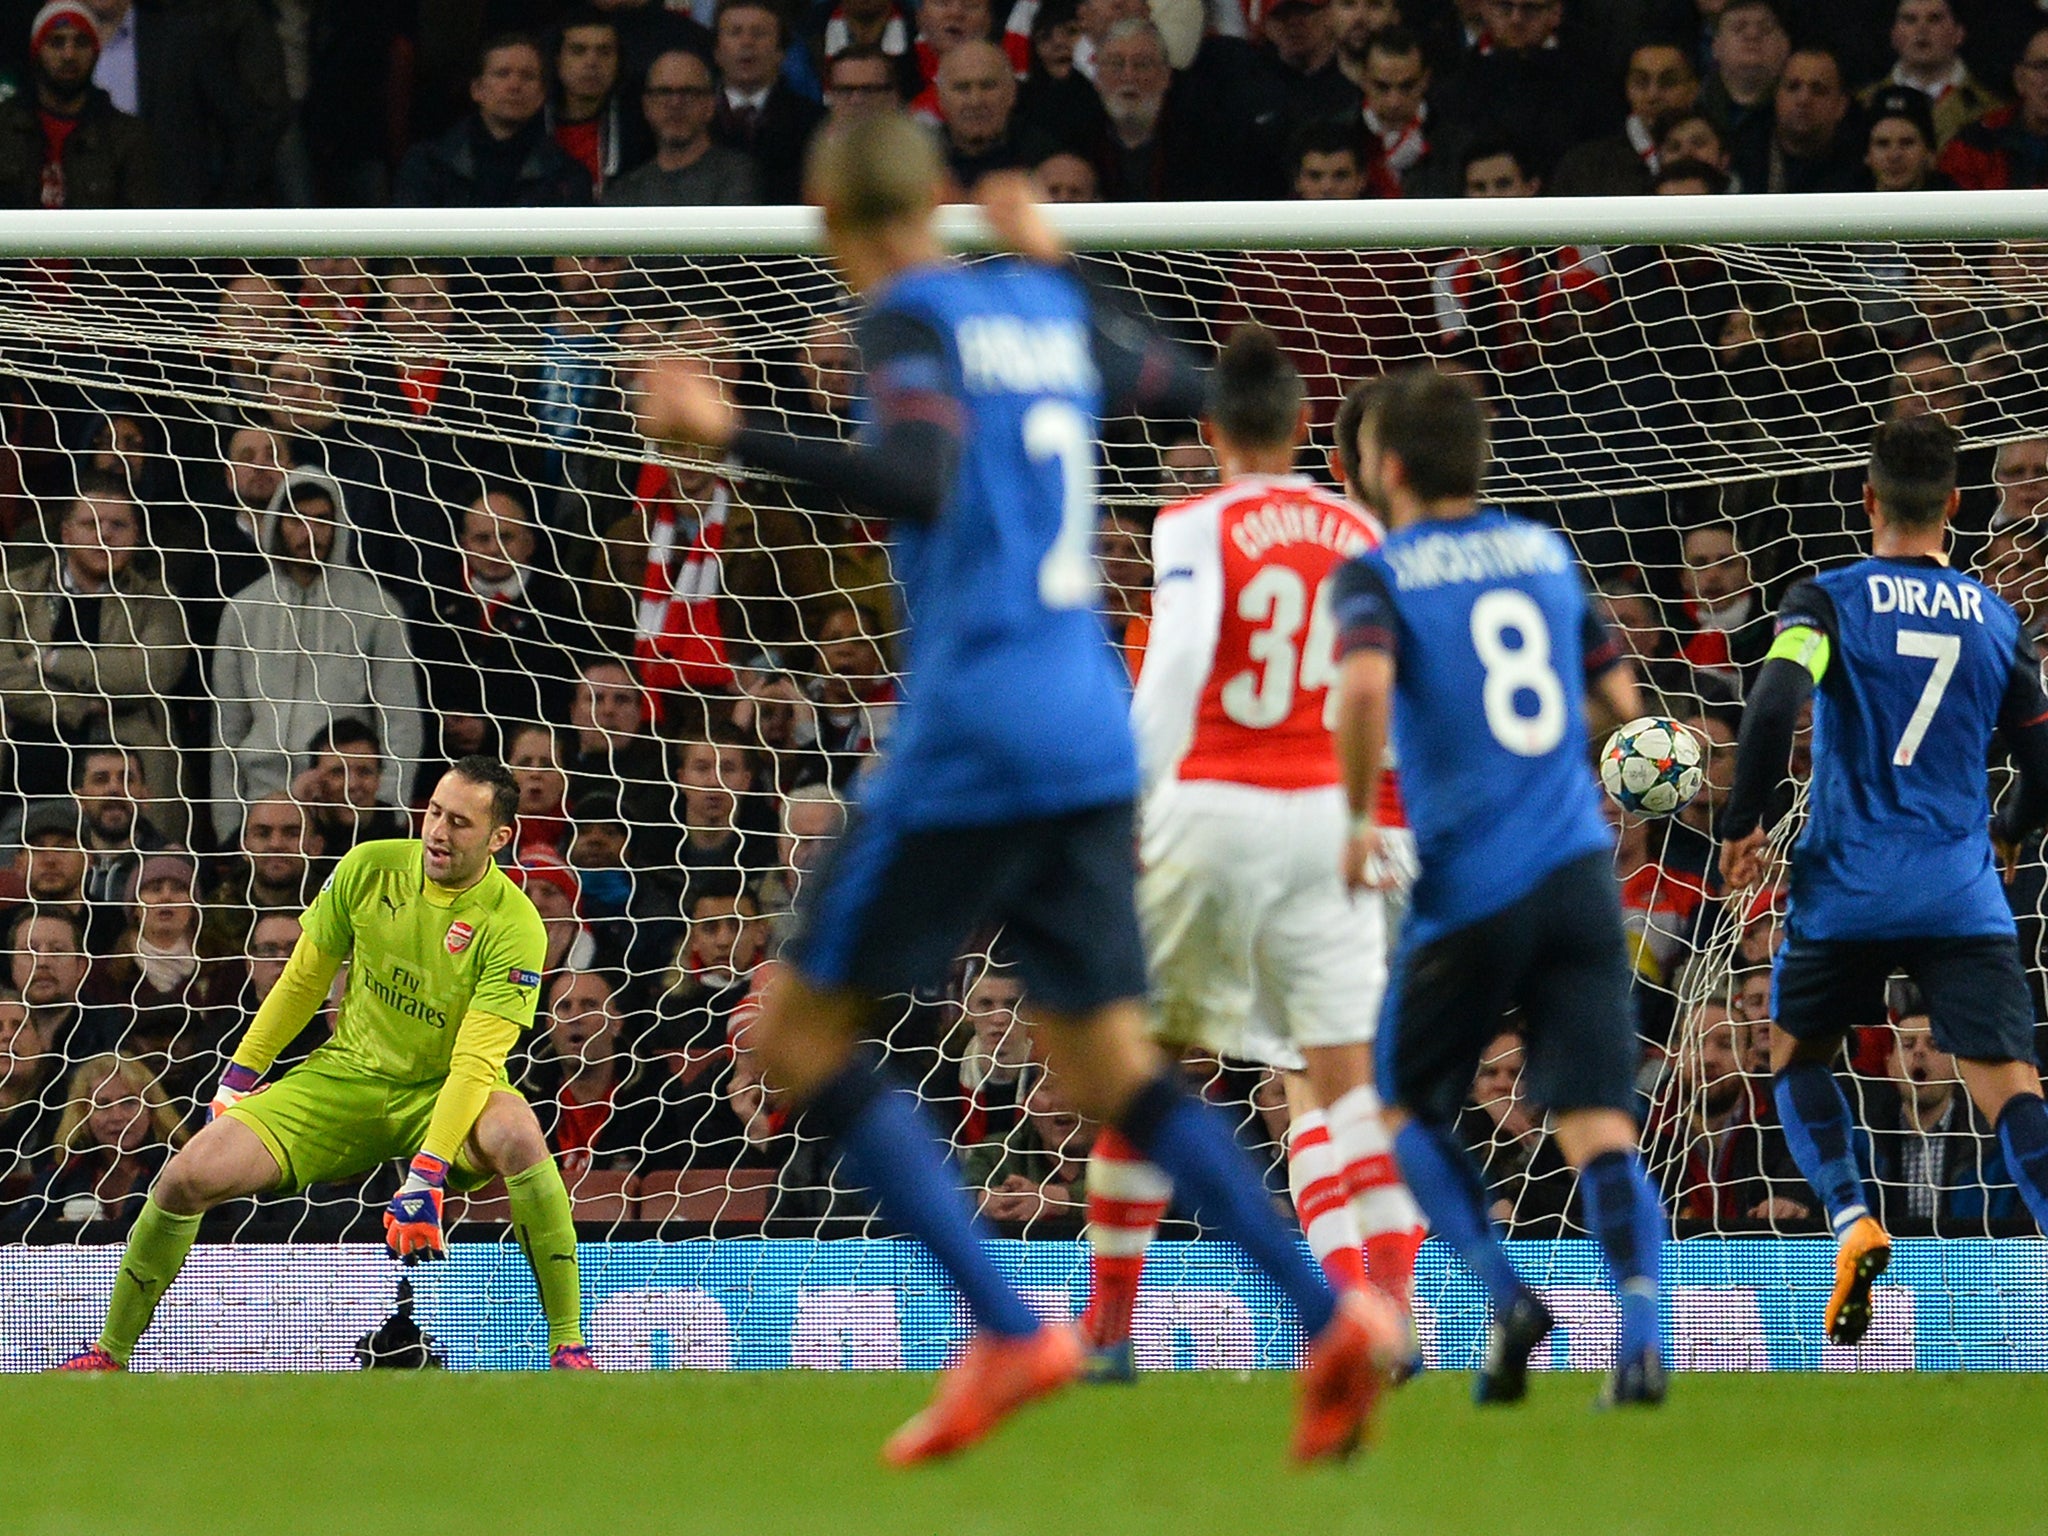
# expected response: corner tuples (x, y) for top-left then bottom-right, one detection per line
(1078, 332), (1427, 1380)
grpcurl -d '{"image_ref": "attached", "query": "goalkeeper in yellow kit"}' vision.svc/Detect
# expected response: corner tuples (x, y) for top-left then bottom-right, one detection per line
(59, 758), (594, 1370)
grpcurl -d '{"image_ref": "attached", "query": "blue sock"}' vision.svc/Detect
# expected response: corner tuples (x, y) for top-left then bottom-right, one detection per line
(1120, 1074), (1336, 1336)
(1393, 1120), (1525, 1311)
(1773, 1063), (1870, 1237)
(1579, 1149), (1666, 1362)
(809, 1057), (1039, 1338)
(1995, 1094), (2048, 1234)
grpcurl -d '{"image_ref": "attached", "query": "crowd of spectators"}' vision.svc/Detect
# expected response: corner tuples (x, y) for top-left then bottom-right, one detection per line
(0, 0), (2046, 1243)
(2, 0), (2048, 213)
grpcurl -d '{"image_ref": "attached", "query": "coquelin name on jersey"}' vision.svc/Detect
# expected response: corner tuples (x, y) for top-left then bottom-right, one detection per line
(1229, 501), (1373, 563)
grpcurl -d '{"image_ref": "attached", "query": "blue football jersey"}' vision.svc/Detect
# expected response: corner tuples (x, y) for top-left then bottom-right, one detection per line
(853, 261), (1137, 826)
(1780, 557), (2039, 941)
(1332, 506), (1618, 945)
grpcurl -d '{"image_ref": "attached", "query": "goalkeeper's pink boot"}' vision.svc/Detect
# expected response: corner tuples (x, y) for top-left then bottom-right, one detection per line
(54, 1344), (122, 1373)
(883, 1323), (1083, 1467)
(550, 1344), (599, 1370)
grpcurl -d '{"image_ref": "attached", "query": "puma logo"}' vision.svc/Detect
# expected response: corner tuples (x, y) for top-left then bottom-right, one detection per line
(380, 892), (404, 917)
(122, 1266), (156, 1294)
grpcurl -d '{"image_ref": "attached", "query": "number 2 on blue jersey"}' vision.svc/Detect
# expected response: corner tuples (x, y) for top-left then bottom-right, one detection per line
(1024, 399), (1097, 610)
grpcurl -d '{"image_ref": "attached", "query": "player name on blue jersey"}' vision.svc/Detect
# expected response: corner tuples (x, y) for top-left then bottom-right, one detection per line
(1864, 571), (1986, 622)
(1381, 520), (1569, 592)
(955, 315), (1096, 393)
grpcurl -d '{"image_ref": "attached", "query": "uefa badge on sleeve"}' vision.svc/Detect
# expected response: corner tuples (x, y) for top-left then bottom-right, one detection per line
(445, 921), (475, 955)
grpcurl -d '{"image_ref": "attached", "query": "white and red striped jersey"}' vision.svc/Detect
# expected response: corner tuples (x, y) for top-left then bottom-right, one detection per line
(1132, 473), (1404, 819)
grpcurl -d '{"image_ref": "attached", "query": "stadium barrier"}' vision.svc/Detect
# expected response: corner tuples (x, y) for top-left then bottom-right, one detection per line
(5, 1238), (2043, 1373)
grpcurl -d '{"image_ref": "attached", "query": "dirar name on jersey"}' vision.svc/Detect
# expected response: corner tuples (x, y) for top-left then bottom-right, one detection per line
(1864, 571), (1987, 623)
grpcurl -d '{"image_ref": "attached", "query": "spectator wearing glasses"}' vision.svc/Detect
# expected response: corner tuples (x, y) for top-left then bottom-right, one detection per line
(821, 46), (907, 129)
(820, 0), (924, 102)
(604, 48), (761, 206)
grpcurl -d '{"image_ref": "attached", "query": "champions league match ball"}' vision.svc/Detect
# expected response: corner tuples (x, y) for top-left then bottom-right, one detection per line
(1599, 716), (1705, 818)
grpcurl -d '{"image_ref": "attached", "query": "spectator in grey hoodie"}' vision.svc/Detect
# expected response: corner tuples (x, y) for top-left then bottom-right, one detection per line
(209, 469), (420, 844)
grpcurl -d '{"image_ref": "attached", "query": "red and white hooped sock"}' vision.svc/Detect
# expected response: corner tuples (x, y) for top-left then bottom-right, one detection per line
(1327, 1083), (1426, 1307)
(1079, 1126), (1171, 1348)
(1286, 1109), (1368, 1292)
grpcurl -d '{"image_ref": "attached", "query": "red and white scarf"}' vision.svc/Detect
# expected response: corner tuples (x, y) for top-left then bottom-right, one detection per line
(633, 461), (734, 703)
(1366, 104), (1429, 178)
(825, 5), (909, 56)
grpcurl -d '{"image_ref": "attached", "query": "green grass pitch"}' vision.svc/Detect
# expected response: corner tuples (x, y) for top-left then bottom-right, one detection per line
(7, 1371), (2045, 1536)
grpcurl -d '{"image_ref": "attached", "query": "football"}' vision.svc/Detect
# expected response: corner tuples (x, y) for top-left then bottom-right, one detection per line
(1600, 716), (1706, 817)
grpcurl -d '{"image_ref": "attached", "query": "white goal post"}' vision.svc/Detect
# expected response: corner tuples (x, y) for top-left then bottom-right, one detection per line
(0, 190), (2043, 1264)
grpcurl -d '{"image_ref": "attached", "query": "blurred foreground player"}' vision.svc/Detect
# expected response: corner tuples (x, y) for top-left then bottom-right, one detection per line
(1720, 416), (2048, 1345)
(60, 759), (593, 1371)
(1079, 332), (1426, 1382)
(637, 113), (1403, 1465)
(1331, 369), (1670, 1407)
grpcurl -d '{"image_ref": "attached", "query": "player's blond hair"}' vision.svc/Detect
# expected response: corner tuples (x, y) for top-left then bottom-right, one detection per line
(804, 110), (944, 233)
(55, 1053), (189, 1156)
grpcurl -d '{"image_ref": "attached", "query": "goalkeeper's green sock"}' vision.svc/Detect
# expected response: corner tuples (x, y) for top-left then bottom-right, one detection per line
(507, 1160), (584, 1350)
(100, 1197), (202, 1365)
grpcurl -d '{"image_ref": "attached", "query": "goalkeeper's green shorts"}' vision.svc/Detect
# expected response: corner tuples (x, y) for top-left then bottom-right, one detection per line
(223, 1060), (520, 1193)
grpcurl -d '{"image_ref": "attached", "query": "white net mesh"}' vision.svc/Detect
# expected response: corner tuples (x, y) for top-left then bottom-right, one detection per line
(1, 223), (2044, 1257)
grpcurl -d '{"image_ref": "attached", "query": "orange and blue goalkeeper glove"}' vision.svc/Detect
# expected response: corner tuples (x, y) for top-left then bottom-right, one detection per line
(384, 1153), (449, 1263)
(207, 1063), (261, 1124)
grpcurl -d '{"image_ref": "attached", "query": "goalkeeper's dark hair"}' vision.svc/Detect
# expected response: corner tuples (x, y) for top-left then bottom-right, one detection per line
(448, 755), (520, 829)
(1207, 325), (1303, 450)
(1868, 414), (1958, 527)
(1373, 366), (1488, 501)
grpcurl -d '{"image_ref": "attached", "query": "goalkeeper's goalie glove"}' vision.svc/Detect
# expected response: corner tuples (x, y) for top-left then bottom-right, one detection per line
(384, 1153), (449, 1264)
(207, 1063), (261, 1124)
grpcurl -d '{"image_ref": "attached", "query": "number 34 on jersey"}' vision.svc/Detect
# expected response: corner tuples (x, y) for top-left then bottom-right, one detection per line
(1132, 474), (1392, 796)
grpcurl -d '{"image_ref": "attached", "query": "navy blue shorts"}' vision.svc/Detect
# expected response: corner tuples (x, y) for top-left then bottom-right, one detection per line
(1771, 933), (2037, 1064)
(783, 798), (1148, 1016)
(1378, 851), (1637, 1126)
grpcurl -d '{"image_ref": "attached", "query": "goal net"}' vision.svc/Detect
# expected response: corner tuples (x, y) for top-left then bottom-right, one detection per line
(1, 196), (2045, 1369)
